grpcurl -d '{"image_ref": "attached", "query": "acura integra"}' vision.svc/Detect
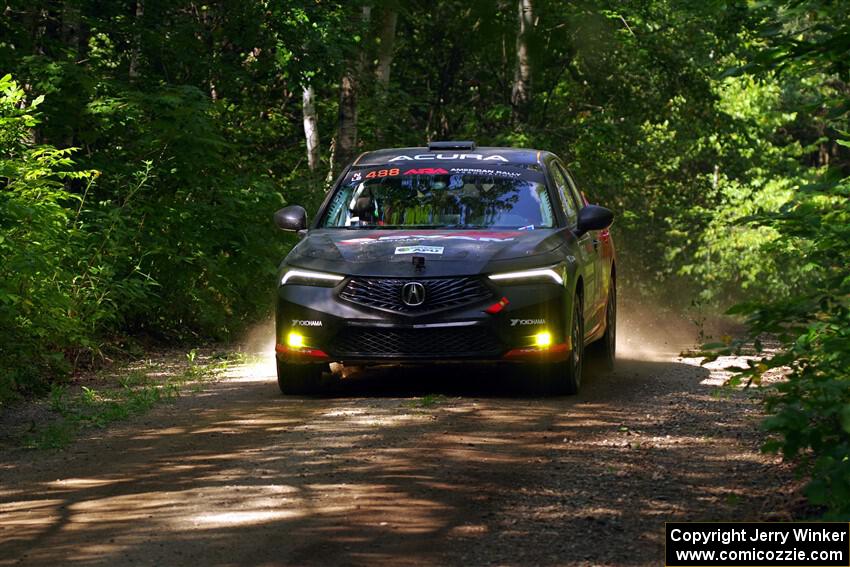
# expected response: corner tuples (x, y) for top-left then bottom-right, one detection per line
(273, 141), (616, 394)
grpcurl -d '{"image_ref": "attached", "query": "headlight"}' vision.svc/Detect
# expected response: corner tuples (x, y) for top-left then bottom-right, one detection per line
(280, 268), (344, 286)
(488, 265), (564, 285)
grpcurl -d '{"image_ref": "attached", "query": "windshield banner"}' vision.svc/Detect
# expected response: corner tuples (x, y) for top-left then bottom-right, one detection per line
(345, 165), (544, 185)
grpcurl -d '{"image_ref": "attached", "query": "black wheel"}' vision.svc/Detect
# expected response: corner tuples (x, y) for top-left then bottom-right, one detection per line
(276, 360), (326, 395)
(539, 293), (584, 395)
(589, 277), (616, 371)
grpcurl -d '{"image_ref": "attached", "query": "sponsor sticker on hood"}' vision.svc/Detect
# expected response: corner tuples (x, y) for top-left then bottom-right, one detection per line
(394, 245), (444, 255)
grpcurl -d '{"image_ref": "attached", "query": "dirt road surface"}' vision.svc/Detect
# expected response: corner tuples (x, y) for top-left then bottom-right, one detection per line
(0, 345), (795, 566)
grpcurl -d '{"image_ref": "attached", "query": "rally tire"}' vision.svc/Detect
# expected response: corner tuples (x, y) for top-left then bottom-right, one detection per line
(540, 293), (584, 395)
(589, 277), (616, 371)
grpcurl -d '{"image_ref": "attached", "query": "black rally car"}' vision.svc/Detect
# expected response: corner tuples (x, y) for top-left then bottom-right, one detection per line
(273, 142), (616, 394)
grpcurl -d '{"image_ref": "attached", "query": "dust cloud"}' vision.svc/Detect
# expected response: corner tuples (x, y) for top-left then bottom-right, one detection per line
(240, 317), (276, 356)
(230, 318), (276, 380)
(616, 300), (701, 361)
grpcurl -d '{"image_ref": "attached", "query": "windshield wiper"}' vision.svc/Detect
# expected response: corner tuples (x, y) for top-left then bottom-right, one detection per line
(342, 224), (409, 230)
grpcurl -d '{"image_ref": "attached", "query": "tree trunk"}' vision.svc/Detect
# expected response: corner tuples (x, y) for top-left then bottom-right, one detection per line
(511, 0), (533, 125)
(302, 84), (320, 171)
(375, 8), (397, 89)
(61, 2), (80, 56)
(374, 6), (397, 144)
(325, 137), (337, 185)
(129, 0), (144, 80)
(336, 70), (358, 172)
(59, 2), (82, 148)
(334, 5), (371, 175)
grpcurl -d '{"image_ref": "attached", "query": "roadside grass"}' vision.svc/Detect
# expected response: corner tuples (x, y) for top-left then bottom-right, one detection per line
(407, 394), (449, 408)
(23, 350), (241, 450)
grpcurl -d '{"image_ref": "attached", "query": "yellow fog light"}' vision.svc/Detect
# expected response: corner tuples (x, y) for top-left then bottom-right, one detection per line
(286, 332), (305, 348)
(534, 331), (552, 348)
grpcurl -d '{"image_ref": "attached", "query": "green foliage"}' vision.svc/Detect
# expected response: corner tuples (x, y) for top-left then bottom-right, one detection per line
(0, 75), (95, 396)
(728, 168), (850, 517)
(703, 0), (850, 517)
(0, 70), (288, 400)
(407, 394), (449, 408)
(678, 74), (806, 306)
(0, 0), (369, 402)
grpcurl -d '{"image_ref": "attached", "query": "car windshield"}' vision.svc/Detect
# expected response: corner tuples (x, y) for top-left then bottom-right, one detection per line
(321, 165), (555, 229)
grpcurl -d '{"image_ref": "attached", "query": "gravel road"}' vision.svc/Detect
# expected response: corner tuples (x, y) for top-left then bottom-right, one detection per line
(0, 343), (796, 566)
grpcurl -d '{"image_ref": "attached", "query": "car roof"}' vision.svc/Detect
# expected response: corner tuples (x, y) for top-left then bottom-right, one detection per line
(353, 146), (551, 168)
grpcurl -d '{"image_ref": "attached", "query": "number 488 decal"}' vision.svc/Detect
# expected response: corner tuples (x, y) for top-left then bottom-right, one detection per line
(365, 168), (399, 178)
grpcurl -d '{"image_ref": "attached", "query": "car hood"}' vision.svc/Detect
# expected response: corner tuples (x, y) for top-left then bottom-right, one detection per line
(284, 228), (567, 277)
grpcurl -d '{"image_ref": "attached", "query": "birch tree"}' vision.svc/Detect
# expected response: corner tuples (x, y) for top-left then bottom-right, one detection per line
(375, 6), (398, 89)
(302, 84), (320, 171)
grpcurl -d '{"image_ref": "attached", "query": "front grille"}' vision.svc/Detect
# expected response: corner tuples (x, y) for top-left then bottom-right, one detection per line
(339, 277), (492, 314)
(331, 327), (502, 359)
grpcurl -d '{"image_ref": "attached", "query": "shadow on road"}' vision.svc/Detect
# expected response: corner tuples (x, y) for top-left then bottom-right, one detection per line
(308, 355), (674, 399)
(0, 356), (793, 567)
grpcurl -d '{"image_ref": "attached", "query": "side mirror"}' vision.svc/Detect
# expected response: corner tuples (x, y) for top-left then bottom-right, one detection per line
(576, 205), (613, 236)
(274, 205), (308, 232)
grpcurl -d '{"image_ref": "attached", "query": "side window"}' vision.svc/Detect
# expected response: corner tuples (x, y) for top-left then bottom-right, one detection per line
(562, 166), (586, 208)
(550, 163), (579, 227)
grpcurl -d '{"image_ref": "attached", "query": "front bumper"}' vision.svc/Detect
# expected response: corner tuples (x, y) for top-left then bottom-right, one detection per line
(275, 276), (568, 365)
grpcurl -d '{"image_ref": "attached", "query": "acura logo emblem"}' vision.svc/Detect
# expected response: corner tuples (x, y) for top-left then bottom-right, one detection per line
(401, 282), (426, 307)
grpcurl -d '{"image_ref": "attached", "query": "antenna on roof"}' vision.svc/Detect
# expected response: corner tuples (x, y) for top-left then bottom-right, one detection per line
(428, 140), (476, 151)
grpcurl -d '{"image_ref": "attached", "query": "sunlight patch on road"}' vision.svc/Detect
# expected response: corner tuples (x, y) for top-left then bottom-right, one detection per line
(448, 523), (489, 536)
(322, 408), (367, 418)
(216, 418), (297, 427)
(438, 433), (514, 447)
(679, 354), (754, 387)
(129, 426), (190, 440)
(46, 478), (118, 489)
(221, 354), (275, 382)
(0, 498), (64, 516)
(318, 407), (431, 428)
(192, 509), (301, 526)
(438, 446), (525, 464)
